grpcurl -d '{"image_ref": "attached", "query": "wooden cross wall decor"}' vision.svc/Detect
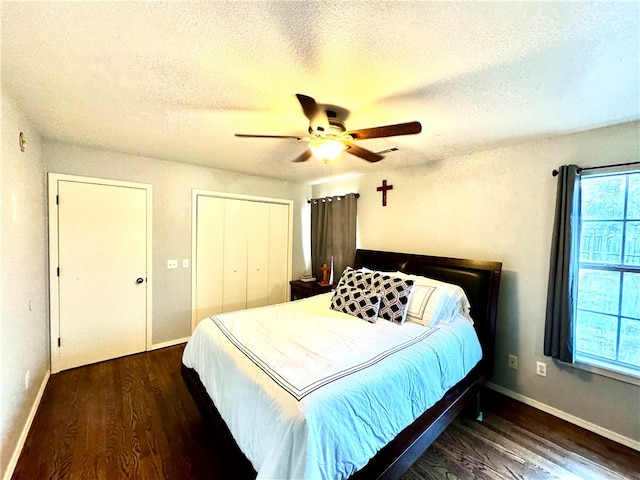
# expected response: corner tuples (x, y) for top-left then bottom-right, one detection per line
(319, 263), (331, 286)
(376, 179), (393, 206)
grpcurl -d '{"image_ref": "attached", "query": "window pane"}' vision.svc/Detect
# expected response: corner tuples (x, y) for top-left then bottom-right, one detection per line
(622, 272), (640, 319)
(577, 269), (620, 315)
(581, 175), (626, 220)
(579, 221), (623, 263)
(624, 221), (640, 266)
(628, 173), (640, 219)
(619, 318), (640, 367)
(576, 171), (640, 377)
(575, 311), (618, 359)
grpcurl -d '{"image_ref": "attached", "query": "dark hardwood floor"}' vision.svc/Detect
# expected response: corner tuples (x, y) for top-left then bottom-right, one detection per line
(12, 345), (640, 480)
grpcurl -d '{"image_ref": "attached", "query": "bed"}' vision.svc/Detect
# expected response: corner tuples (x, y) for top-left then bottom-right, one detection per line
(181, 249), (502, 479)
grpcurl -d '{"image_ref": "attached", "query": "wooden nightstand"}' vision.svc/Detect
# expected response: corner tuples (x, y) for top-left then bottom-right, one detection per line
(289, 280), (333, 300)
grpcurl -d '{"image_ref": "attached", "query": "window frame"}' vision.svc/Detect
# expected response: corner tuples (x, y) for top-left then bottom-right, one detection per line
(573, 166), (640, 385)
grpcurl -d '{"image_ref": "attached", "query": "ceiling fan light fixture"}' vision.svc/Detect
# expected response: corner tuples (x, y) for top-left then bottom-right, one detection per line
(235, 94), (421, 164)
(308, 138), (347, 162)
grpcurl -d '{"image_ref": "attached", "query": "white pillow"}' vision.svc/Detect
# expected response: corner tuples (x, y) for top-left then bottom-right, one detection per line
(357, 267), (398, 277)
(394, 271), (452, 287)
(394, 271), (473, 326)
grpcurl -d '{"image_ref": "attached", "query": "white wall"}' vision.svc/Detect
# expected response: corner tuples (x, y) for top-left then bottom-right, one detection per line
(44, 142), (311, 344)
(313, 121), (640, 447)
(1, 89), (49, 479)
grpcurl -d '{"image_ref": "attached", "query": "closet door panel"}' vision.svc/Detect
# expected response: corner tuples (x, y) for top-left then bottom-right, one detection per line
(268, 203), (290, 304)
(222, 199), (248, 312)
(195, 196), (225, 321)
(193, 192), (292, 327)
(247, 202), (270, 309)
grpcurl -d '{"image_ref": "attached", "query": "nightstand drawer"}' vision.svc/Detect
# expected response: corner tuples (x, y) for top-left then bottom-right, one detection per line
(289, 280), (333, 300)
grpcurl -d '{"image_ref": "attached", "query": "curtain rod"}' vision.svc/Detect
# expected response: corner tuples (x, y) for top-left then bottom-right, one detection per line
(307, 193), (359, 204)
(552, 161), (640, 177)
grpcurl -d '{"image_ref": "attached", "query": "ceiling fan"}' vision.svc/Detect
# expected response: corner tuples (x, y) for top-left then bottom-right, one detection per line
(235, 94), (422, 163)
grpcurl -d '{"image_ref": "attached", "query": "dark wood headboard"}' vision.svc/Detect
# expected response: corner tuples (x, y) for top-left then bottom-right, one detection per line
(353, 249), (502, 377)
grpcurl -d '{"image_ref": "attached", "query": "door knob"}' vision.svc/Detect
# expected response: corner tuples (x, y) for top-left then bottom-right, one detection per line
(136, 277), (144, 284)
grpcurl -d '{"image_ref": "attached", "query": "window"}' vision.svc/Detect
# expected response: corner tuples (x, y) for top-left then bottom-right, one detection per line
(575, 170), (640, 378)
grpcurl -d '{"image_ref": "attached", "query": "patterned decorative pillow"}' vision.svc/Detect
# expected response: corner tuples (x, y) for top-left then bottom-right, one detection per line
(336, 266), (373, 290)
(330, 285), (381, 323)
(371, 272), (414, 324)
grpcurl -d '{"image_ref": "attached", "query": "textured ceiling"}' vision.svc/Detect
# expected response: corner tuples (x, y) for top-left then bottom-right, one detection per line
(2, 1), (639, 184)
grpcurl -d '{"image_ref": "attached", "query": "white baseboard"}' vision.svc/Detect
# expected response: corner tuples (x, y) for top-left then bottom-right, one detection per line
(486, 382), (640, 452)
(150, 336), (190, 350)
(3, 370), (50, 480)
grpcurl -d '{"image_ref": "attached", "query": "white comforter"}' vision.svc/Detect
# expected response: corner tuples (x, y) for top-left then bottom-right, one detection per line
(182, 293), (482, 480)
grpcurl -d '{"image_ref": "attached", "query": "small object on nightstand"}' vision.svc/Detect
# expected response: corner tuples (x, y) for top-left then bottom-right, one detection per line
(290, 280), (333, 300)
(319, 263), (330, 286)
(299, 274), (316, 282)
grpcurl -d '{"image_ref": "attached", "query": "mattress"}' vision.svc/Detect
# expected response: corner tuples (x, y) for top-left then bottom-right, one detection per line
(182, 292), (482, 480)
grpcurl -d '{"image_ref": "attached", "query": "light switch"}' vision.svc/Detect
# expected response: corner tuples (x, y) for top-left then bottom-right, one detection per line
(183, 259), (189, 268)
(167, 259), (178, 269)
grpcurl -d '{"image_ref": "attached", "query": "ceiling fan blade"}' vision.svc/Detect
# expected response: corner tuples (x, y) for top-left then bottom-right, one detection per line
(296, 93), (329, 134)
(235, 133), (303, 140)
(345, 121), (422, 140)
(345, 143), (384, 163)
(292, 149), (313, 163)
(296, 94), (318, 121)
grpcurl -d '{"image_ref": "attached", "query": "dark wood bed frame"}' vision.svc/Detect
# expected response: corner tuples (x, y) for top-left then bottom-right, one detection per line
(181, 248), (502, 479)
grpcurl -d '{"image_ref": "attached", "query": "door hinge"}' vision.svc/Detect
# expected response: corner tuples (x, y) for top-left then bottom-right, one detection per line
(57, 337), (61, 347)
(56, 195), (59, 205)
(57, 267), (60, 277)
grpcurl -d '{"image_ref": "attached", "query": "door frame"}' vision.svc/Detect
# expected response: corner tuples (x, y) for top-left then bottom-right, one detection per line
(48, 173), (153, 373)
(190, 189), (293, 332)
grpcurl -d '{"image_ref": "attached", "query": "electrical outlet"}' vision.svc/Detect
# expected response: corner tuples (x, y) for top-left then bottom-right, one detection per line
(508, 354), (518, 370)
(25, 370), (30, 390)
(536, 361), (547, 377)
(167, 259), (178, 269)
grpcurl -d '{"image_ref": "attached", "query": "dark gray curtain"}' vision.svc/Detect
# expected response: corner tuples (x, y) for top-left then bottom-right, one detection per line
(310, 194), (357, 284)
(544, 165), (580, 362)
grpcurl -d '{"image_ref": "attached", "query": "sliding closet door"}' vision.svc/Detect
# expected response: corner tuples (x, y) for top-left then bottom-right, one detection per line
(268, 203), (290, 304)
(195, 196), (224, 321)
(246, 201), (270, 309)
(222, 199), (248, 312)
(192, 190), (293, 330)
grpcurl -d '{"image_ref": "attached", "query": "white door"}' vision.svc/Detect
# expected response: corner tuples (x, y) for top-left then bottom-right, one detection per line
(195, 195), (225, 322)
(247, 202), (270, 309)
(191, 190), (293, 330)
(222, 198), (248, 312)
(268, 203), (290, 304)
(52, 176), (150, 372)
